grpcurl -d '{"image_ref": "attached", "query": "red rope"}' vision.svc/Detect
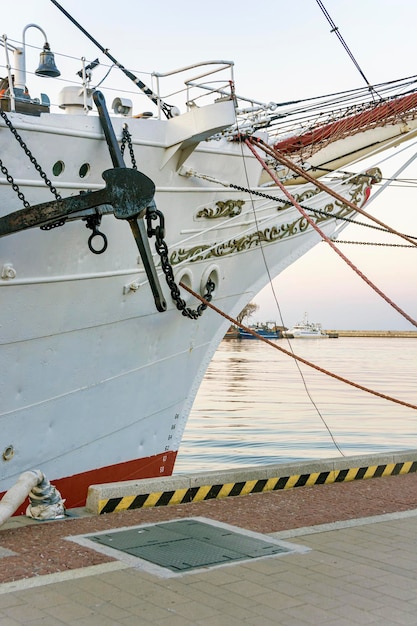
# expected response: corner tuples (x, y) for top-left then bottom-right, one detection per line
(179, 282), (417, 411)
(244, 138), (417, 329)
(254, 136), (417, 248)
(274, 92), (417, 155)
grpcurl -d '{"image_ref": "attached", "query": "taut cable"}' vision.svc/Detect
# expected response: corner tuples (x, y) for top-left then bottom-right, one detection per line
(179, 282), (417, 411)
(254, 136), (417, 248)
(244, 138), (417, 329)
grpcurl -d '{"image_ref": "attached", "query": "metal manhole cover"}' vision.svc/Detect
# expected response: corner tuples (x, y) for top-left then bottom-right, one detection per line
(72, 517), (307, 575)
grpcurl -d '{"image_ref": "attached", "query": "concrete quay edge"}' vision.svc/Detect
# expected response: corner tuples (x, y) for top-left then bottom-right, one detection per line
(86, 449), (417, 515)
(324, 330), (417, 338)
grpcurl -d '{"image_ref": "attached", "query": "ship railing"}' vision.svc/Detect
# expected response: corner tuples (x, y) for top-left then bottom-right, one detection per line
(0, 38), (279, 124)
(151, 60), (236, 118)
(151, 60), (284, 132)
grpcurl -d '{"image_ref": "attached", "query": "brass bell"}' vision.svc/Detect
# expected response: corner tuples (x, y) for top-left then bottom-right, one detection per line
(35, 43), (60, 78)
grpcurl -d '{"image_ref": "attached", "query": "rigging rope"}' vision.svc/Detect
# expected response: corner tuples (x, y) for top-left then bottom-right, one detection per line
(315, 0), (375, 93)
(50, 0), (175, 118)
(265, 77), (417, 146)
(253, 136), (417, 248)
(179, 282), (417, 411)
(359, 146), (417, 209)
(244, 137), (417, 329)
(272, 92), (417, 157)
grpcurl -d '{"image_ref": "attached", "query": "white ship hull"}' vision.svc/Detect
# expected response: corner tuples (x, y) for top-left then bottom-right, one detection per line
(286, 330), (327, 338)
(0, 105), (376, 508)
(0, 22), (389, 510)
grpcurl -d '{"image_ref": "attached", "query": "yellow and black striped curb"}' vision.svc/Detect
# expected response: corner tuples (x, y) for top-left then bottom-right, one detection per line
(93, 460), (417, 515)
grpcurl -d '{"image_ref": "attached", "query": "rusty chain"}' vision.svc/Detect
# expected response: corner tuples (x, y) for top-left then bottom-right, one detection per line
(146, 206), (215, 318)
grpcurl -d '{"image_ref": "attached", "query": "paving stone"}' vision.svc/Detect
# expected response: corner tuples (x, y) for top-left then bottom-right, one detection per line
(1, 470), (417, 625)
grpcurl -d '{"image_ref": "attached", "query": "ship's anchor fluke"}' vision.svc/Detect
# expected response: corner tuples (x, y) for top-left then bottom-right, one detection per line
(0, 167), (155, 237)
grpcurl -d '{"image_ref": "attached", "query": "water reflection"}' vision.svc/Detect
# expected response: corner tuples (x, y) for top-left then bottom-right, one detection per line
(174, 337), (417, 473)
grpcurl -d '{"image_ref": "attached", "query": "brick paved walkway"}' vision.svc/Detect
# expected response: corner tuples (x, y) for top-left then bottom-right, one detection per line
(1, 472), (417, 624)
(1, 472), (416, 585)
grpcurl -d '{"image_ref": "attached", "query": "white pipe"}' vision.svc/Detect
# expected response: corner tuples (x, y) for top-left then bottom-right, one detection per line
(0, 470), (43, 526)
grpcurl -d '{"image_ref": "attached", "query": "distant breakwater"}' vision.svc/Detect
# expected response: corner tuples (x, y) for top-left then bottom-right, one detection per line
(325, 330), (417, 338)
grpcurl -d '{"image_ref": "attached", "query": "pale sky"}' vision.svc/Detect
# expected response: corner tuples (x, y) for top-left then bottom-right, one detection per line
(2, 1), (417, 329)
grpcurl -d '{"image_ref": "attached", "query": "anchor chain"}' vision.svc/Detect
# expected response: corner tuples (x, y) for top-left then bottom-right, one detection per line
(0, 157), (30, 207)
(332, 239), (417, 248)
(0, 109), (65, 230)
(120, 125), (137, 170)
(0, 109), (62, 201)
(228, 182), (417, 240)
(121, 125), (214, 318)
(146, 206), (214, 319)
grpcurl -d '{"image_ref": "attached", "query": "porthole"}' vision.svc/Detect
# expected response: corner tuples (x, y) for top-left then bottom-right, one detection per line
(79, 163), (90, 179)
(52, 160), (65, 176)
(2, 445), (14, 461)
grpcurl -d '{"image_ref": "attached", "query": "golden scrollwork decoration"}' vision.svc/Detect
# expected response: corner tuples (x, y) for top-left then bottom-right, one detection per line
(170, 169), (381, 265)
(277, 186), (323, 212)
(196, 199), (245, 219)
(170, 213), (315, 264)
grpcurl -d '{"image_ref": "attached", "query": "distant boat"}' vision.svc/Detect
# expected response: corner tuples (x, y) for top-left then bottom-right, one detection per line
(239, 323), (281, 340)
(224, 323), (281, 339)
(283, 313), (328, 338)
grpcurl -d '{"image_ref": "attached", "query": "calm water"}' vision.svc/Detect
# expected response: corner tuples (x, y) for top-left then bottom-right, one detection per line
(174, 337), (417, 473)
